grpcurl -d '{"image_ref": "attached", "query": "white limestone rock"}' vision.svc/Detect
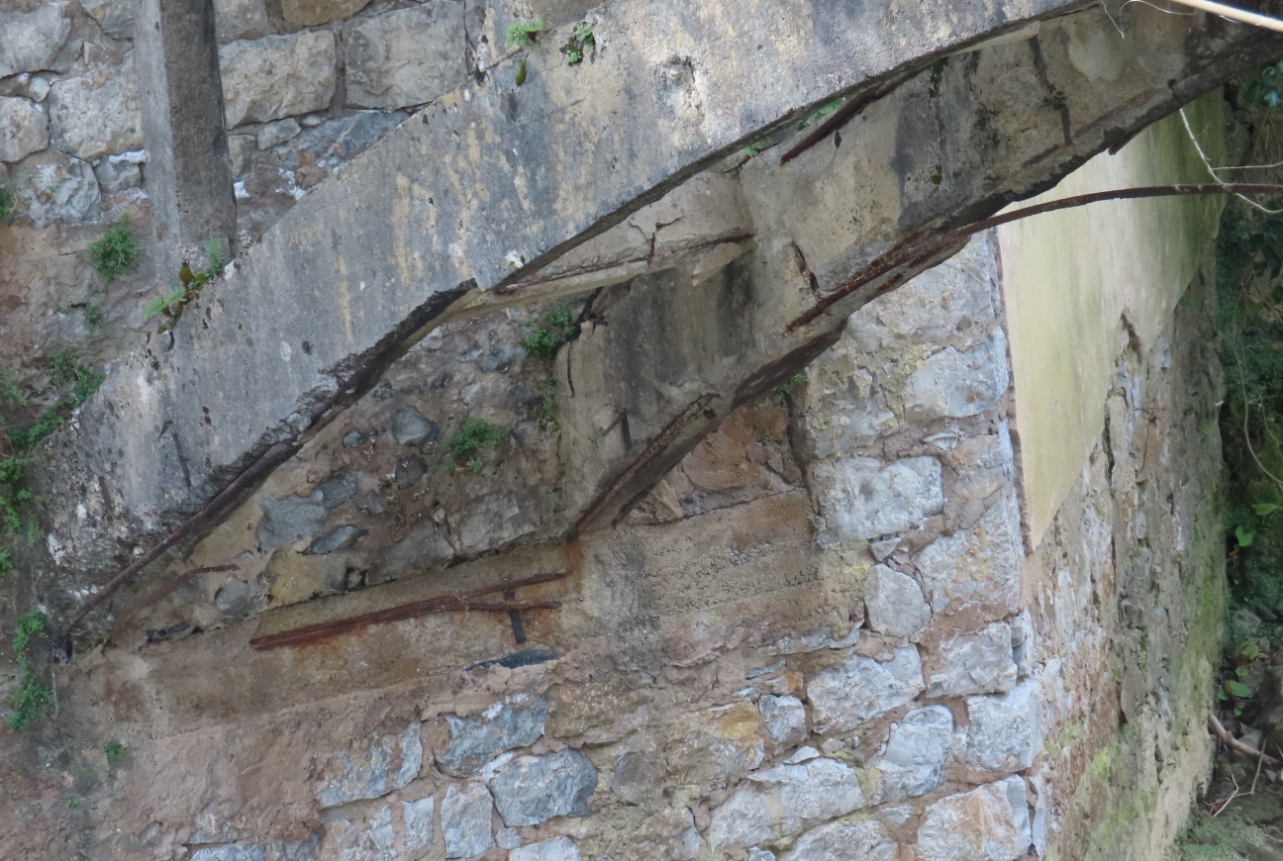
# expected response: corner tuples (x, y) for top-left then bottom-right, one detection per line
(870, 705), (953, 802)
(864, 564), (931, 638)
(916, 490), (1023, 615)
(345, 5), (468, 110)
(924, 622), (1018, 697)
(48, 56), (144, 161)
(917, 776), (1031, 861)
(0, 3), (72, 78)
(0, 98), (48, 164)
(808, 645), (924, 734)
(813, 456), (944, 543)
(219, 32), (337, 128)
(780, 817), (898, 861)
(902, 330), (1010, 422)
(441, 782), (494, 858)
(758, 694), (807, 746)
(510, 837), (582, 861)
(964, 678), (1044, 773)
(19, 153), (101, 228)
(708, 757), (867, 851)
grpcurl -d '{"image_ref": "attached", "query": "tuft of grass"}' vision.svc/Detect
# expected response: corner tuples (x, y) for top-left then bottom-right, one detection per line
(535, 377), (559, 431)
(446, 417), (507, 469)
(521, 303), (577, 360)
(506, 18), (543, 48)
(103, 739), (125, 764)
(0, 550), (11, 580)
(87, 223), (141, 283)
(0, 179), (15, 223)
(6, 609), (52, 732)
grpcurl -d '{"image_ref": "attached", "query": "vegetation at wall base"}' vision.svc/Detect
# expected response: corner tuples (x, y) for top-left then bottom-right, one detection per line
(6, 609), (51, 731)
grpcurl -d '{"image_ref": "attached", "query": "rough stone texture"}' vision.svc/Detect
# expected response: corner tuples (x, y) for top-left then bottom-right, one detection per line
(219, 33), (337, 128)
(610, 751), (665, 805)
(402, 796), (435, 854)
(870, 705), (953, 802)
(93, 151), (145, 193)
(82, 0), (136, 40)
(864, 565), (932, 638)
(437, 697), (549, 776)
(916, 491), (1023, 616)
(284, 0), (372, 26)
(391, 405), (440, 447)
(901, 333), (1009, 422)
(964, 678), (1044, 774)
(0, 3), (71, 78)
(664, 702), (766, 785)
(442, 782), (493, 859)
(780, 818), (897, 861)
(917, 777), (1031, 861)
(510, 837), (582, 861)
(345, 5), (467, 110)
(758, 695), (807, 746)
(213, 0), (272, 43)
(923, 622), (1018, 698)
(708, 758), (866, 851)
(812, 456), (944, 543)
(190, 846), (267, 861)
(308, 525), (364, 555)
(258, 119), (302, 150)
(258, 494), (330, 551)
(48, 56), (144, 162)
(490, 750), (598, 826)
(17, 153), (100, 227)
(808, 645), (925, 734)
(313, 722), (422, 808)
(330, 803), (396, 861)
(0, 98), (48, 164)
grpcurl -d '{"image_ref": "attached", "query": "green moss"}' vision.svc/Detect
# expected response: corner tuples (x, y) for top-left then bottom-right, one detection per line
(87, 223), (141, 283)
(445, 418), (507, 470)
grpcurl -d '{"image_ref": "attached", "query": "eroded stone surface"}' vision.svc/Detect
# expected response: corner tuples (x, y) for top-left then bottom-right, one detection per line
(18, 153), (100, 227)
(924, 622), (1018, 697)
(442, 782), (493, 859)
(916, 491), (1022, 615)
(313, 722), (422, 808)
(391, 405), (440, 447)
(781, 818), (897, 861)
(758, 695), (807, 746)
(345, 5), (467, 110)
(864, 565), (932, 638)
(870, 705), (953, 802)
(283, 0), (372, 26)
(0, 3), (71, 78)
(808, 645), (925, 734)
(48, 57), (144, 162)
(917, 776), (1031, 861)
(0, 98), (48, 163)
(708, 758), (866, 851)
(489, 750), (597, 827)
(510, 837), (582, 861)
(214, 0), (272, 43)
(964, 678), (1044, 773)
(437, 697), (549, 777)
(813, 457), (944, 543)
(258, 494), (330, 551)
(220, 33), (337, 128)
(902, 333), (1010, 422)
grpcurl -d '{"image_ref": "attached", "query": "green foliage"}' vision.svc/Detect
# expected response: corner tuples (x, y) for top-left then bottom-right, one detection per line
(1242, 57), (1283, 107)
(521, 303), (577, 360)
(561, 23), (595, 65)
(0, 178), (15, 223)
(796, 98), (844, 131)
(87, 223), (141, 283)
(83, 304), (104, 330)
(535, 377), (559, 431)
(0, 369), (26, 407)
(0, 456), (32, 536)
(446, 418), (507, 466)
(204, 237), (225, 273)
(0, 550), (11, 580)
(506, 18), (543, 48)
(103, 739), (125, 764)
(142, 241), (224, 324)
(142, 288), (187, 321)
(6, 609), (51, 731)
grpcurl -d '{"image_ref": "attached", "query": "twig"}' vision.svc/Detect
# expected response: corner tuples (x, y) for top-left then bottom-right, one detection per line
(1208, 714), (1283, 767)
(1180, 108), (1283, 214)
(1251, 732), (1266, 795)
(1212, 773), (1240, 816)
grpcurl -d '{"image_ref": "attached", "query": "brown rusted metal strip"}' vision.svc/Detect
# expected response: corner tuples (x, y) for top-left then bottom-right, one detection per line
(249, 570), (570, 651)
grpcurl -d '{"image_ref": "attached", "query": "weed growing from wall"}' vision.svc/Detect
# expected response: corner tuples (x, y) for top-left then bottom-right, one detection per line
(0, 179), (16, 223)
(87, 222), (141, 283)
(506, 18), (543, 47)
(6, 609), (52, 731)
(521, 303), (577, 360)
(445, 418), (507, 472)
(143, 238), (226, 326)
(561, 23), (595, 65)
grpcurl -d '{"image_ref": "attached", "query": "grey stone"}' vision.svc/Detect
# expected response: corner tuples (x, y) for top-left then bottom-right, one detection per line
(342, 430), (370, 447)
(0, 98), (48, 163)
(813, 456), (943, 543)
(391, 405), (440, 447)
(395, 457), (426, 488)
(47, 57), (144, 162)
(916, 491), (1022, 615)
(371, 519), (454, 584)
(283, 0), (371, 26)
(308, 525), (365, 555)
(190, 847), (267, 861)
(924, 623), (1017, 698)
(807, 645), (925, 734)
(901, 333), (1010, 422)
(758, 695), (807, 746)
(220, 32), (337, 128)
(780, 818), (897, 861)
(313, 721), (423, 808)
(93, 153), (143, 193)
(1011, 611), (1036, 678)
(214, 577), (252, 613)
(748, 850), (776, 861)
(708, 758), (866, 851)
(510, 837), (582, 861)
(258, 118), (302, 150)
(20, 154), (100, 228)
(609, 750), (664, 805)
(0, 3), (71, 78)
(917, 776), (1031, 861)
(82, 0), (136, 40)
(257, 494), (329, 551)
(402, 796), (435, 854)
(285, 111), (405, 171)
(495, 827), (523, 849)
(334, 803), (396, 861)
(869, 536), (900, 561)
(864, 565), (931, 638)
(316, 472), (358, 508)
(438, 698), (549, 777)
(441, 782), (493, 859)
(489, 749), (598, 827)
(344, 5), (467, 110)
(271, 835), (321, 861)
(964, 678), (1044, 773)
(871, 705), (953, 802)
(478, 345), (526, 373)
(227, 134), (256, 177)
(214, 0), (272, 43)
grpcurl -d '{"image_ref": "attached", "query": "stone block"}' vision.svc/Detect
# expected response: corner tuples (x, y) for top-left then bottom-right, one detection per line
(609, 750), (665, 805)
(870, 705), (953, 802)
(758, 694), (807, 746)
(47, 56), (144, 162)
(285, 111), (406, 172)
(402, 796), (435, 854)
(748, 850), (776, 861)
(442, 782), (493, 858)
(437, 697), (549, 776)
(780, 818), (897, 861)
(308, 524), (365, 555)
(901, 331), (1009, 423)
(213, 0), (272, 43)
(82, 0), (136, 40)
(18, 153), (100, 228)
(283, 0), (372, 26)
(807, 645), (924, 734)
(916, 491), (1022, 615)
(93, 151), (145, 193)
(917, 776), (1031, 861)
(331, 803), (396, 861)
(391, 405), (441, 446)
(964, 678), (1044, 773)
(190, 846), (266, 861)
(813, 456), (944, 543)
(489, 750), (597, 827)
(923, 622), (1017, 698)
(220, 32), (337, 128)
(0, 98), (48, 163)
(257, 494), (330, 551)
(663, 702), (765, 785)
(510, 837), (582, 861)
(257, 118), (302, 150)
(708, 758), (866, 851)
(0, 3), (71, 78)
(265, 547), (346, 606)
(864, 565), (931, 638)
(313, 721), (423, 808)
(345, 5), (469, 110)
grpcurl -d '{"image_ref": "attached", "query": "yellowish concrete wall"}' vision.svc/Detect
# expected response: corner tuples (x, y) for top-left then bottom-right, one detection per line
(998, 97), (1225, 548)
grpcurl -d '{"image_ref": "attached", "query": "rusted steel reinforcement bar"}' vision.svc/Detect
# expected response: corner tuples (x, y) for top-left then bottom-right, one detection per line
(248, 570), (571, 651)
(778, 72), (913, 166)
(786, 182), (1283, 332)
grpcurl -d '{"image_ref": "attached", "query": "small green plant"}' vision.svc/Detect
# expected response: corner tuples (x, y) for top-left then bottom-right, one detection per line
(0, 550), (12, 581)
(204, 237), (225, 273)
(535, 377), (559, 431)
(143, 239), (225, 325)
(521, 303), (577, 360)
(796, 98), (845, 131)
(1243, 57), (1283, 107)
(142, 288), (187, 321)
(561, 23), (595, 65)
(445, 418), (507, 471)
(506, 18), (543, 48)
(0, 369), (26, 407)
(0, 179), (16, 223)
(87, 223), (141, 283)
(83, 304), (104, 330)
(103, 740), (125, 764)
(6, 609), (52, 732)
